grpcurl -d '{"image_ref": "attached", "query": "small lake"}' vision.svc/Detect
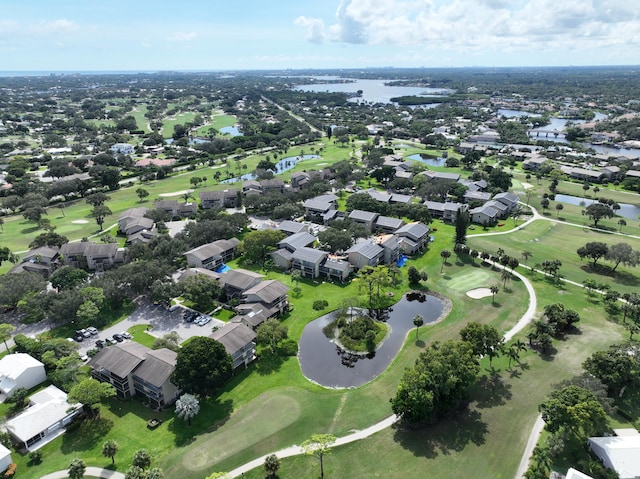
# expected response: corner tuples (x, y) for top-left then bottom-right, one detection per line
(219, 125), (242, 136)
(221, 154), (320, 183)
(554, 194), (640, 220)
(408, 154), (447, 167)
(294, 78), (452, 104)
(298, 292), (446, 388)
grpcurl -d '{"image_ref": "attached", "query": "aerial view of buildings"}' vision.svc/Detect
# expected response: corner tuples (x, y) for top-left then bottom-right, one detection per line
(1, 2), (640, 479)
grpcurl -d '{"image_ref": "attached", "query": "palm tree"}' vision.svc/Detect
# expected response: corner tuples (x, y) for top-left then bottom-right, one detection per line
(264, 454), (280, 478)
(102, 439), (119, 464)
(521, 251), (532, 265)
(440, 249), (451, 273)
(618, 218), (627, 232)
(555, 203), (563, 217)
(490, 285), (499, 304)
(68, 458), (86, 479)
(146, 468), (164, 479)
(506, 344), (520, 367)
(413, 314), (424, 339)
(501, 269), (512, 288)
(175, 393), (200, 426)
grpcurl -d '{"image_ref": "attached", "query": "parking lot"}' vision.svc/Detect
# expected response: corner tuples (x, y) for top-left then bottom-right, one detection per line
(76, 299), (224, 354)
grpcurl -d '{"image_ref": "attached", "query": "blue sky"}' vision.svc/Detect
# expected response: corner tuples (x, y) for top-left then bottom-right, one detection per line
(1, 0), (639, 71)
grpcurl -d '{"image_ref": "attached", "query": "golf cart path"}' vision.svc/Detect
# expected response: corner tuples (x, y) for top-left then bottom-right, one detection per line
(40, 466), (125, 479)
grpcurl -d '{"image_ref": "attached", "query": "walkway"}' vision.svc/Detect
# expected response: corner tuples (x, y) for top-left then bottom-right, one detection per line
(40, 466), (125, 479)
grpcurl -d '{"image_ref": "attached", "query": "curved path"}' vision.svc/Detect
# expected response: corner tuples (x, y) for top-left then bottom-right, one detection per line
(40, 466), (125, 479)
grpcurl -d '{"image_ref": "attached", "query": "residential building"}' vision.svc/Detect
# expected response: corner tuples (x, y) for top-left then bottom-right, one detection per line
(396, 222), (431, 255)
(89, 342), (179, 408)
(118, 207), (150, 232)
(277, 232), (316, 253)
(348, 210), (379, 232)
(60, 242), (120, 271)
(210, 322), (256, 369)
(9, 246), (60, 277)
(319, 257), (352, 282)
(5, 385), (83, 451)
(377, 234), (402, 265)
(346, 241), (384, 269)
(588, 431), (640, 479)
(374, 215), (404, 234)
(278, 220), (308, 236)
(291, 247), (328, 278)
(0, 444), (11, 474)
(0, 353), (46, 400)
(241, 280), (289, 315)
(154, 200), (197, 218)
(110, 143), (134, 155)
(184, 238), (241, 271)
(219, 268), (264, 299)
(199, 189), (240, 209)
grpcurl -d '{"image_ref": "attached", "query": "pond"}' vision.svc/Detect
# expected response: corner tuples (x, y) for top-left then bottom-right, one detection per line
(408, 154), (447, 167)
(221, 154), (320, 183)
(219, 125), (242, 136)
(298, 292), (447, 388)
(554, 194), (640, 220)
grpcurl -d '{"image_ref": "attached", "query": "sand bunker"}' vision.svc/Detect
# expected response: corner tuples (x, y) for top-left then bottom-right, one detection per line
(158, 189), (194, 197)
(521, 182), (533, 189)
(71, 219), (89, 224)
(466, 287), (493, 299)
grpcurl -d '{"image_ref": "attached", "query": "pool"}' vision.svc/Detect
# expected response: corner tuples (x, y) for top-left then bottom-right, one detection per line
(396, 255), (408, 267)
(216, 264), (231, 273)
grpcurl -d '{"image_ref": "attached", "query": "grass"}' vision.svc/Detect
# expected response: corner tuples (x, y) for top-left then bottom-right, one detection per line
(128, 324), (156, 348)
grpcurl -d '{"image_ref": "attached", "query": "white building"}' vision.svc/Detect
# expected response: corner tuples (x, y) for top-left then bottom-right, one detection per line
(589, 431), (640, 479)
(0, 353), (46, 401)
(0, 444), (11, 474)
(5, 385), (83, 451)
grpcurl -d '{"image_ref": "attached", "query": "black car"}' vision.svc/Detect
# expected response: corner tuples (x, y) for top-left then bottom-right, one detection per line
(95, 339), (105, 348)
(112, 333), (124, 342)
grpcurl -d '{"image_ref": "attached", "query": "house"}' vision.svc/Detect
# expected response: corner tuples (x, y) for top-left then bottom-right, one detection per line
(89, 342), (179, 409)
(184, 238), (241, 271)
(396, 222), (430, 255)
(60, 242), (120, 271)
(176, 268), (221, 283)
(278, 220), (308, 236)
(260, 179), (285, 194)
(9, 246), (60, 277)
(492, 192), (520, 212)
(565, 469), (594, 479)
(522, 155), (548, 171)
(110, 143), (134, 155)
(0, 354), (46, 401)
(5, 385), (83, 451)
(377, 234), (402, 265)
(443, 202), (467, 223)
(241, 280), (289, 315)
(154, 200), (197, 219)
(346, 241), (384, 269)
(390, 193), (413, 204)
(303, 194), (338, 223)
(233, 302), (280, 330)
(0, 444), (11, 474)
(126, 228), (158, 245)
(470, 204), (500, 226)
(291, 247), (328, 278)
(210, 322), (256, 369)
(421, 170), (461, 182)
(464, 190), (492, 204)
(270, 248), (294, 271)
(348, 210), (379, 232)
(290, 172), (311, 189)
(219, 268), (264, 299)
(119, 216), (155, 236)
(364, 188), (392, 203)
(588, 431), (640, 479)
(374, 215), (404, 234)
(242, 180), (262, 196)
(277, 232), (316, 253)
(319, 257), (352, 282)
(118, 207), (150, 232)
(199, 189), (239, 209)
(561, 166), (605, 183)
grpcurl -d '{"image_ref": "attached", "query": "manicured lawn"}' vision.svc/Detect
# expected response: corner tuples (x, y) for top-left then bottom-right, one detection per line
(161, 112), (197, 138)
(468, 219), (640, 295)
(128, 324), (156, 348)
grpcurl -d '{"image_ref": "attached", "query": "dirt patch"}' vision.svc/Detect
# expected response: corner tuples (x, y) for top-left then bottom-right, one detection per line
(466, 287), (493, 299)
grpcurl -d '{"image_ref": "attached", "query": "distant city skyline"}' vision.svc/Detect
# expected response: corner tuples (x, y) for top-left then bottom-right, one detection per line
(2, 0), (639, 72)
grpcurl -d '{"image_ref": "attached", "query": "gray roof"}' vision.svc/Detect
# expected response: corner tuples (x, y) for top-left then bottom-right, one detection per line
(219, 268), (264, 290)
(470, 205), (499, 218)
(60, 242), (117, 258)
(365, 189), (392, 203)
(278, 232), (315, 251)
(132, 348), (177, 386)
(154, 199), (178, 209)
(184, 238), (240, 261)
(118, 207), (149, 221)
(375, 215), (404, 229)
(349, 209), (379, 222)
(346, 241), (384, 259)
(443, 202), (464, 212)
(493, 191), (519, 204)
(177, 268), (221, 282)
(303, 199), (333, 212)
(322, 258), (351, 272)
(210, 322), (256, 356)
(292, 247), (328, 264)
(396, 222), (430, 240)
(88, 342), (147, 378)
(278, 220), (307, 234)
(243, 279), (289, 304)
(22, 246), (59, 263)
(390, 193), (413, 204)
(423, 200), (446, 212)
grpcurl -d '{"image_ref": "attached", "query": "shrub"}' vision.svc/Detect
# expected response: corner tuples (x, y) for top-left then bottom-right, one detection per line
(28, 450), (43, 465)
(277, 339), (298, 356)
(312, 299), (329, 310)
(2, 463), (16, 479)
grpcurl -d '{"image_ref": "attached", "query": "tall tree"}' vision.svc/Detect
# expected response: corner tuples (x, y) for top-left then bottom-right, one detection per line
(175, 393), (200, 426)
(440, 249), (451, 273)
(577, 242), (609, 267)
(357, 265), (392, 313)
(171, 337), (232, 395)
(302, 434), (336, 479)
(413, 314), (424, 339)
(0, 324), (15, 352)
(90, 204), (112, 231)
(68, 458), (86, 479)
(242, 229), (285, 265)
(256, 319), (288, 354)
(102, 439), (119, 465)
(67, 378), (116, 418)
(539, 385), (607, 439)
(605, 242), (639, 272)
(460, 322), (504, 367)
(0, 247), (17, 267)
(264, 454), (281, 478)
(132, 449), (151, 470)
(136, 188), (149, 202)
(454, 207), (470, 244)
(584, 202), (614, 227)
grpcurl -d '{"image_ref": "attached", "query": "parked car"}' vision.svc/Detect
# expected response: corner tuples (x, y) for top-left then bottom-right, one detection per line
(120, 332), (132, 339)
(74, 335), (84, 342)
(95, 339), (105, 348)
(112, 333), (124, 342)
(199, 317), (212, 326)
(105, 338), (115, 345)
(87, 327), (98, 335)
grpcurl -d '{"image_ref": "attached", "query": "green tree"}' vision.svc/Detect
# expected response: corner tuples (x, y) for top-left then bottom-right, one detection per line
(124, 466), (146, 479)
(440, 249), (451, 273)
(146, 468), (164, 479)
(605, 242), (639, 272)
(189, 176), (203, 189)
(132, 449), (151, 469)
(68, 458), (86, 479)
(242, 229), (285, 265)
(454, 207), (470, 244)
(264, 454), (281, 478)
(136, 188), (149, 202)
(317, 227), (353, 253)
(460, 322), (504, 367)
(85, 192), (110, 207)
(0, 324), (15, 352)
(171, 337), (233, 395)
(302, 434), (336, 479)
(0, 247), (17, 267)
(390, 340), (479, 424)
(555, 203), (563, 217)
(175, 393), (200, 426)
(539, 385), (607, 439)
(413, 314), (424, 339)
(490, 285), (499, 304)
(67, 378), (116, 418)
(90, 204), (112, 231)
(102, 439), (119, 465)
(358, 265), (392, 313)
(256, 318), (288, 354)
(577, 242), (609, 267)
(583, 343), (640, 397)
(584, 202), (614, 227)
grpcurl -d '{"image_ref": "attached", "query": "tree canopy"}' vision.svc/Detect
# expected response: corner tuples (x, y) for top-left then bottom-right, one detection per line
(171, 337), (233, 395)
(242, 229), (285, 265)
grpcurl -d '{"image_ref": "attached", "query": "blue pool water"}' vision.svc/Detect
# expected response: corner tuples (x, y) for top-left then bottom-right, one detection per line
(396, 255), (408, 267)
(216, 264), (231, 273)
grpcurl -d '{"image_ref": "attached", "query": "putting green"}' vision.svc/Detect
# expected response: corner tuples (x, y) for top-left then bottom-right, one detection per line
(443, 269), (496, 292)
(181, 393), (301, 472)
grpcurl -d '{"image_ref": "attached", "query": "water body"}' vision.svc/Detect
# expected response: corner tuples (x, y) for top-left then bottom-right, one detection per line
(219, 125), (242, 136)
(554, 194), (640, 220)
(298, 293), (445, 388)
(294, 78), (451, 104)
(408, 154), (447, 167)
(221, 154), (321, 183)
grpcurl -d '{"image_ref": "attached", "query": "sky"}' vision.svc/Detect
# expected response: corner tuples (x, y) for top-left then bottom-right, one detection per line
(1, 0), (639, 72)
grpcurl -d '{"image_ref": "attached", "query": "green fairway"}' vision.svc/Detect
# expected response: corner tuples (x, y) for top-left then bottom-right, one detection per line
(441, 268), (497, 292)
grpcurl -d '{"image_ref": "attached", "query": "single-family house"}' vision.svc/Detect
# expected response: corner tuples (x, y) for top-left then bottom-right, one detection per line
(241, 280), (289, 315)
(291, 247), (328, 278)
(5, 385), (83, 451)
(219, 268), (264, 299)
(199, 189), (239, 209)
(588, 432), (640, 479)
(565, 468), (594, 479)
(110, 143), (134, 155)
(396, 222), (430, 255)
(184, 238), (241, 271)
(0, 354), (46, 401)
(210, 322), (256, 369)
(348, 210), (379, 232)
(60, 242), (120, 271)
(277, 232), (316, 253)
(346, 241), (384, 269)
(89, 342), (179, 408)
(0, 444), (11, 474)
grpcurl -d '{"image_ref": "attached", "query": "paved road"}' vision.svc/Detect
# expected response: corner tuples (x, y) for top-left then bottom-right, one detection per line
(40, 466), (125, 479)
(514, 415), (545, 479)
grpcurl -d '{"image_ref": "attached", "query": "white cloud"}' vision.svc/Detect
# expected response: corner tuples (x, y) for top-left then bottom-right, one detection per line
(168, 31), (198, 42)
(29, 19), (78, 35)
(295, 0), (640, 54)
